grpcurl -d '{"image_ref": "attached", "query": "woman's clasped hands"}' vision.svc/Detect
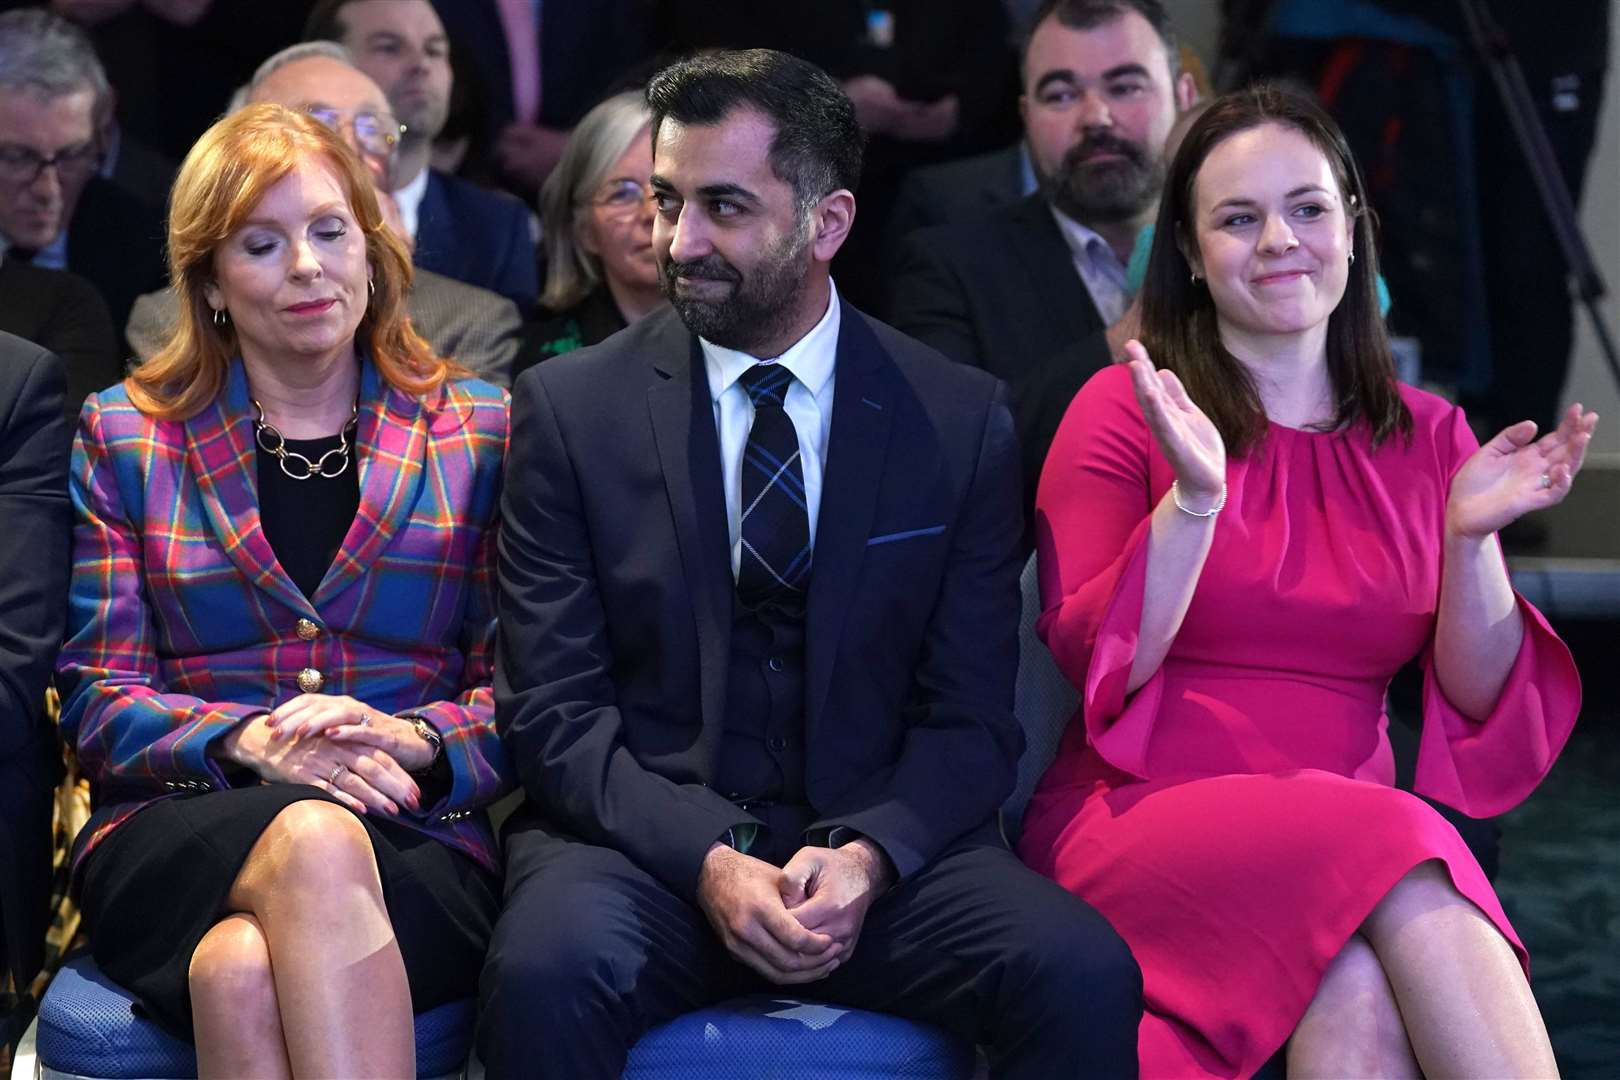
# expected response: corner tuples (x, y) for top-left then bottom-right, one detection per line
(217, 694), (434, 817)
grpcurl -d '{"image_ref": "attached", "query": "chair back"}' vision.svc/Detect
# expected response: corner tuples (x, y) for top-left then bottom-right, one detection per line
(1001, 553), (1079, 842)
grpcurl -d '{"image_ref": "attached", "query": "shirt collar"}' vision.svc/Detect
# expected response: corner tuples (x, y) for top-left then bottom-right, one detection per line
(391, 165), (432, 240)
(702, 278), (841, 403)
(1049, 204), (1127, 270)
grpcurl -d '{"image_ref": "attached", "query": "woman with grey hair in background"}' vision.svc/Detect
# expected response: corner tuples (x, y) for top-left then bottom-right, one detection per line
(516, 90), (663, 378)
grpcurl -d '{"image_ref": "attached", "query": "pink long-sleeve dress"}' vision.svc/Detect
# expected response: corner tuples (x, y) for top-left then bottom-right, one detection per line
(1018, 364), (1581, 1077)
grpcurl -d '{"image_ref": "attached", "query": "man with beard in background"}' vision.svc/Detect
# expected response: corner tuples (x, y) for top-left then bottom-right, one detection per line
(479, 47), (1142, 1079)
(886, 0), (1196, 528)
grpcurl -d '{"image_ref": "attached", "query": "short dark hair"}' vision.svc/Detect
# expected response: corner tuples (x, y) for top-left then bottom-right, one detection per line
(645, 49), (864, 209)
(302, 0), (355, 44)
(1021, 0), (1180, 81)
(1138, 82), (1411, 458)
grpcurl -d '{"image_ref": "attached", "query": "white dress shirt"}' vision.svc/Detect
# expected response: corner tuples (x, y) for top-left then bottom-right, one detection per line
(1050, 205), (1131, 325)
(391, 166), (431, 242)
(702, 280), (841, 579)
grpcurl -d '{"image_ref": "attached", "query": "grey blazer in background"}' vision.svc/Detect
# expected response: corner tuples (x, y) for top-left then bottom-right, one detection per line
(125, 268), (521, 389)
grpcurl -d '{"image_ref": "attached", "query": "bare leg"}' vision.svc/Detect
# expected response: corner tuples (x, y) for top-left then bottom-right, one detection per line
(190, 914), (291, 1080)
(1361, 860), (1558, 1078)
(226, 800), (414, 1078)
(1288, 933), (1419, 1079)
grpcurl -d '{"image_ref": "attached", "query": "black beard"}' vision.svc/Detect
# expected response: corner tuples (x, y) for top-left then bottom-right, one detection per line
(658, 225), (812, 353)
(1048, 132), (1164, 224)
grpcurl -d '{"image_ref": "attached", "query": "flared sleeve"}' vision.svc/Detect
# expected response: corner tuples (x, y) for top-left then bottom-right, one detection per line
(1031, 365), (1165, 779)
(1413, 407), (1582, 817)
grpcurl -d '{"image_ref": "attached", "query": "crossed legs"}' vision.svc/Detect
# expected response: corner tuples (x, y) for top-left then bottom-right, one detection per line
(1289, 860), (1557, 1079)
(188, 800), (414, 1079)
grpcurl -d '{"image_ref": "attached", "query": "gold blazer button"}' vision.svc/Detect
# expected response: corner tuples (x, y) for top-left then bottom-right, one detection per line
(296, 668), (325, 694)
(295, 618), (320, 641)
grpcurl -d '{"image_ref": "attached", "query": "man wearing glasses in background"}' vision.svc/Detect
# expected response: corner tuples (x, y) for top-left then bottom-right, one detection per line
(123, 41), (523, 388)
(304, 0), (541, 317)
(0, 8), (166, 357)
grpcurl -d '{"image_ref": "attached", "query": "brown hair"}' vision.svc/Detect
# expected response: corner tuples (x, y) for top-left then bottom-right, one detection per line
(1138, 82), (1410, 457)
(128, 103), (462, 419)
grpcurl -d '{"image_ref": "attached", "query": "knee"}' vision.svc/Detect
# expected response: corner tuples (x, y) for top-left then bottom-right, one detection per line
(483, 917), (623, 1020)
(1011, 906), (1143, 1014)
(255, 799), (378, 890)
(188, 915), (276, 1013)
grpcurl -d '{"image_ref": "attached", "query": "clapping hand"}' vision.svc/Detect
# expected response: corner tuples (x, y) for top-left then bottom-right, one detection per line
(1446, 403), (1599, 540)
(1125, 341), (1226, 511)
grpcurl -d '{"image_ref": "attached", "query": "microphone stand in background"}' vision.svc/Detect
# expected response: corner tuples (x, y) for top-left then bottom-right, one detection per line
(1457, 0), (1620, 395)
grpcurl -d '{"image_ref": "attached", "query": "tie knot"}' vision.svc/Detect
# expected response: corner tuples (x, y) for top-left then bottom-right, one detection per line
(738, 363), (794, 408)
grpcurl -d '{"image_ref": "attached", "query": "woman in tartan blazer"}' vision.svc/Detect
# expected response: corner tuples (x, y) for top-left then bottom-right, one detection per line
(55, 105), (514, 1076)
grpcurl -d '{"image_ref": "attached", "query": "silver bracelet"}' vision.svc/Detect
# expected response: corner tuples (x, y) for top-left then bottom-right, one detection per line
(1171, 480), (1227, 518)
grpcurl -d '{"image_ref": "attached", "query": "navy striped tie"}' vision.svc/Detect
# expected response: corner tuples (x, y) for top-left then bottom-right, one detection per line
(736, 363), (812, 608)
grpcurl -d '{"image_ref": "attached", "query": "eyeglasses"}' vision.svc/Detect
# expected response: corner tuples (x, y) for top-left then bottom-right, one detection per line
(584, 178), (652, 218)
(0, 141), (101, 187)
(302, 106), (406, 160)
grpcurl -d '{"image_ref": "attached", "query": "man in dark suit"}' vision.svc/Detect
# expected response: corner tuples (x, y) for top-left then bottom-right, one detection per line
(0, 256), (122, 425)
(0, 332), (70, 1051)
(479, 49), (1141, 1079)
(887, 0), (1196, 519)
(304, 0), (540, 314)
(884, 140), (1037, 245)
(0, 9), (167, 348)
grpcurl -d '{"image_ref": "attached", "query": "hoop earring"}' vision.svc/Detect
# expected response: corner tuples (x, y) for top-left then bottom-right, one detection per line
(212, 307), (229, 328)
(1348, 251), (1356, 264)
(1190, 271), (1201, 285)
(368, 278), (376, 296)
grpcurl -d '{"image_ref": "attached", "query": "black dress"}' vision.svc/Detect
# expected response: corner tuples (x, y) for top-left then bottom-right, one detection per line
(512, 285), (627, 382)
(78, 429), (499, 1039)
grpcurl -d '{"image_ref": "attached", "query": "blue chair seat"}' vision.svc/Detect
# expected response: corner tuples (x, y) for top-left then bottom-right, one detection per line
(34, 954), (472, 1079)
(623, 995), (974, 1080)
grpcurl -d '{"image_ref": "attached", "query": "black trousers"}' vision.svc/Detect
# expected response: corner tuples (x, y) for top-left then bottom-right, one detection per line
(477, 808), (1142, 1079)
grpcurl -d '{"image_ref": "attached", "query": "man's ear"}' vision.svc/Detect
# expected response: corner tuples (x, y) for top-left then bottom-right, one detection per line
(811, 190), (856, 263)
(1175, 72), (1199, 112)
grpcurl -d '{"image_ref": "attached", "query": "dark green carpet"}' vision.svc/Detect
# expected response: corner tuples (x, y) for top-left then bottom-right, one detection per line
(1495, 620), (1620, 1078)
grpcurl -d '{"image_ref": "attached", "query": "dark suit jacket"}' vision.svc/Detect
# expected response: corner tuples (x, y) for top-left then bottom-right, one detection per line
(887, 194), (1113, 523)
(429, 0), (652, 141)
(495, 303), (1025, 903)
(67, 176), (169, 350)
(414, 170), (540, 314)
(885, 142), (1032, 246)
(0, 332), (70, 992)
(0, 260), (123, 426)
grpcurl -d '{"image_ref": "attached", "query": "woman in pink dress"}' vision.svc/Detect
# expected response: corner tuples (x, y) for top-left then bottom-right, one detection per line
(1019, 84), (1597, 1078)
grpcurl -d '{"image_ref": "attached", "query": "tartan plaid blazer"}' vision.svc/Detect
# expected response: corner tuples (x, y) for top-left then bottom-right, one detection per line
(56, 357), (514, 874)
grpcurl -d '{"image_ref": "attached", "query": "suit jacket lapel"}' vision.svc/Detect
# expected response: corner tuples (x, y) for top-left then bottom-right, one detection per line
(315, 358), (426, 605)
(646, 319), (734, 733)
(1009, 195), (1104, 338)
(184, 361), (312, 616)
(804, 304), (895, 734)
(415, 173), (452, 272)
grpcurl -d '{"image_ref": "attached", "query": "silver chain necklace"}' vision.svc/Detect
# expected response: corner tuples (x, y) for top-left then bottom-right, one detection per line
(252, 398), (360, 480)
